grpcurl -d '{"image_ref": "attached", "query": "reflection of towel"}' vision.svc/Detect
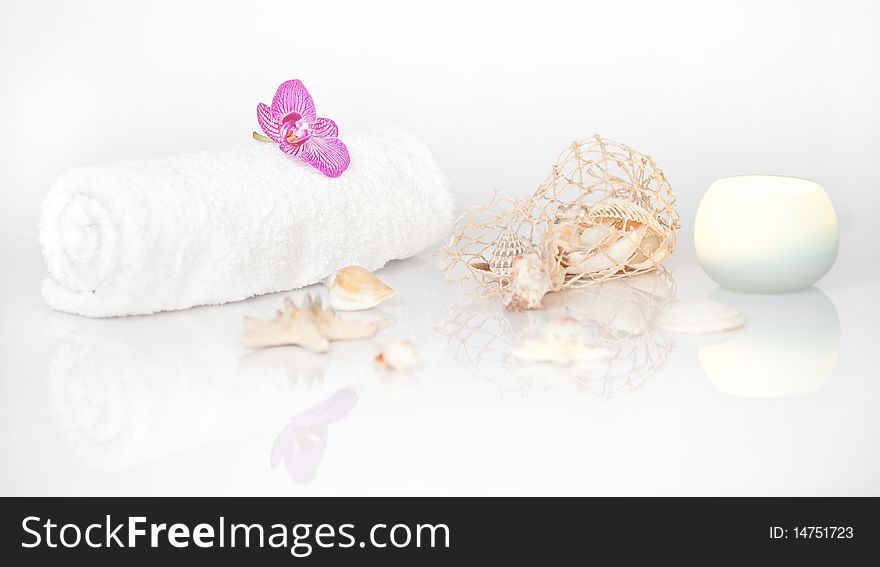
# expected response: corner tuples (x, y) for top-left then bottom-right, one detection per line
(45, 303), (367, 472)
(40, 128), (453, 317)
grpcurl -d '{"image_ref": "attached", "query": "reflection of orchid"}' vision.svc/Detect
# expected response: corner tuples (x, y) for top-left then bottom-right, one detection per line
(271, 388), (358, 483)
(255, 79), (350, 178)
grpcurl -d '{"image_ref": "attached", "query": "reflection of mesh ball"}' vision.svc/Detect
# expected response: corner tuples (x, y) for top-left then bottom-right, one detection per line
(573, 334), (671, 400)
(438, 302), (560, 400)
(556, 270), (676, 342)
(438, 271), (676, 401)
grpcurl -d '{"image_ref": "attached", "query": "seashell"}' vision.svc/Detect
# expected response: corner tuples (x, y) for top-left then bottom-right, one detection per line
(502, 252), (552, 311)
(242, 294), (379, 352)
(512, 318), (609, 366)
(489, 229), (530, 277)
(329, 266), (394, 311)
(542, 222), (582, 258)
(655, 299), (745, 334)
(587, 198), (656, 231)
(578, 223), (614, 250)
(627, 226), (670, 269)
(553, 203), (589, 227)
(375, 338), (420, 371)
(566, 226), (644, 275)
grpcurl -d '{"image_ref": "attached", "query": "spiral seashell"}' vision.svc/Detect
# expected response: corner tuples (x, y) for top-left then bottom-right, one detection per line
(488, 229), (531, 277)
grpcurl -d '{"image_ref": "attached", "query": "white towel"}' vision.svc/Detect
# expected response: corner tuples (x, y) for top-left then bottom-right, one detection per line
(40, 128), (453, 317)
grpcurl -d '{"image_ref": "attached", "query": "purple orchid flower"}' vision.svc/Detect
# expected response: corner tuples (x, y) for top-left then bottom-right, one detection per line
(256, 79), (350, 178)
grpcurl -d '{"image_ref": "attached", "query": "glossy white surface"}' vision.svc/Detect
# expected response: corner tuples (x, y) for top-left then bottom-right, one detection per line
(2, 231), (878, 496)
(2, 0), (879, 497)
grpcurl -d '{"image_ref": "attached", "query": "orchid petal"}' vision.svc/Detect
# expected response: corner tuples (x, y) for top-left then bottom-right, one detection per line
(279, 140), (302, 156)
(298, 136), (351, 178)
(257, 103), (282, 142)
(271, 79), (317, 124)
(270, 424), (293, 467)
(284, 426), (328, 483)
(309, 117), (339, 139)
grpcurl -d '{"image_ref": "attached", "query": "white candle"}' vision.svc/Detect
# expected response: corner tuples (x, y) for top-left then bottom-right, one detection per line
(695, 175), (838, 293)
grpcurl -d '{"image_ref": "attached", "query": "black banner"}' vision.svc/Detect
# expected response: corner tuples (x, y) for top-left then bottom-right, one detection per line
(1, 498), (876, 563)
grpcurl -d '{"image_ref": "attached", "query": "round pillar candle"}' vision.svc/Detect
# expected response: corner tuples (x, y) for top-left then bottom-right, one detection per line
(694, 175), (838, 293)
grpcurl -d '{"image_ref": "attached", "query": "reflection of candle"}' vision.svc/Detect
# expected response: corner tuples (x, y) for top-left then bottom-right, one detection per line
(698, 287), (839, 398)
(695, 175), (838, 293)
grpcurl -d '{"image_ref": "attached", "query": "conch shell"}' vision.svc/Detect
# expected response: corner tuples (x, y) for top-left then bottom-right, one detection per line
(242, 294), (379, 352)
(502, 252), (552, 311)
(329, 266), (395, 311)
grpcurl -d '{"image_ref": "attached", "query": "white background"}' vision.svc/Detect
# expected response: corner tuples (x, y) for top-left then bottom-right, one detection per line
(2, 0), (878, 243)
(1, 0), (879, 495)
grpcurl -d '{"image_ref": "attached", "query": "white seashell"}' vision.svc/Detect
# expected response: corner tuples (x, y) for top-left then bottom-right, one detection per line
(655, 299), (745, 334)
(566, 227), (643, 274)
(242, 294), (379, 352)
(579, 223), (613, 249)
(543, 222), (582, 257)
(512, 318), (609, 366)
(627, 226), (670, 269)
(329, 266), (395, 311)
(376, 338), (420, 371)
(489, 229), (530, 276)
(502, 252), (552, 311)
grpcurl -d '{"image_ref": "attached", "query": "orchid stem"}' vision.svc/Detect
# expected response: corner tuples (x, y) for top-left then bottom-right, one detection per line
(252, 131), (274, 143)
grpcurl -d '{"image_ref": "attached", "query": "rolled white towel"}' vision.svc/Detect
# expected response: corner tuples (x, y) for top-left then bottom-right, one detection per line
(40, 128), (453, 317)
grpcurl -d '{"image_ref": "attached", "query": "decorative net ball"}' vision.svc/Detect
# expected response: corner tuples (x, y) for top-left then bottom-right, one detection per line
(441, 135), (679, 299)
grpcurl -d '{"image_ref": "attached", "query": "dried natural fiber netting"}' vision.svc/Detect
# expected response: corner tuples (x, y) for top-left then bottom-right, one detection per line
(441, 135), (679, 309)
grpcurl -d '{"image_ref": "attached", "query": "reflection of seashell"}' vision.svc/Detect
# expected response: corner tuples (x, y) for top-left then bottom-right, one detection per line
(566, 227), (643, 274)
(655, 299), (745, 334)
(502, 252), (552, 311)
(329, 266), (395, 311)
(243, 294), (379, 352)
(512, 318), (609, 366)
(376, 339), (420, 371)
(489, 229), (530, 276)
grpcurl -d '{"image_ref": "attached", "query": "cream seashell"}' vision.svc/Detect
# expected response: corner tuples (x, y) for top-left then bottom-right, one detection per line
(489, 229), (531, 277)
(502, 252), (552, 311)
(627, 226), (669, 269)
(543, 222), (582, 257)
(578, 223), (614, 250)
(329, 266), (395, 311)
(588, 198), (655, 230)
(566, 227), (643, 275)
(655, 299), (745, 334)
(375, 338), (420, 371)
(512, 318), (609, 366)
